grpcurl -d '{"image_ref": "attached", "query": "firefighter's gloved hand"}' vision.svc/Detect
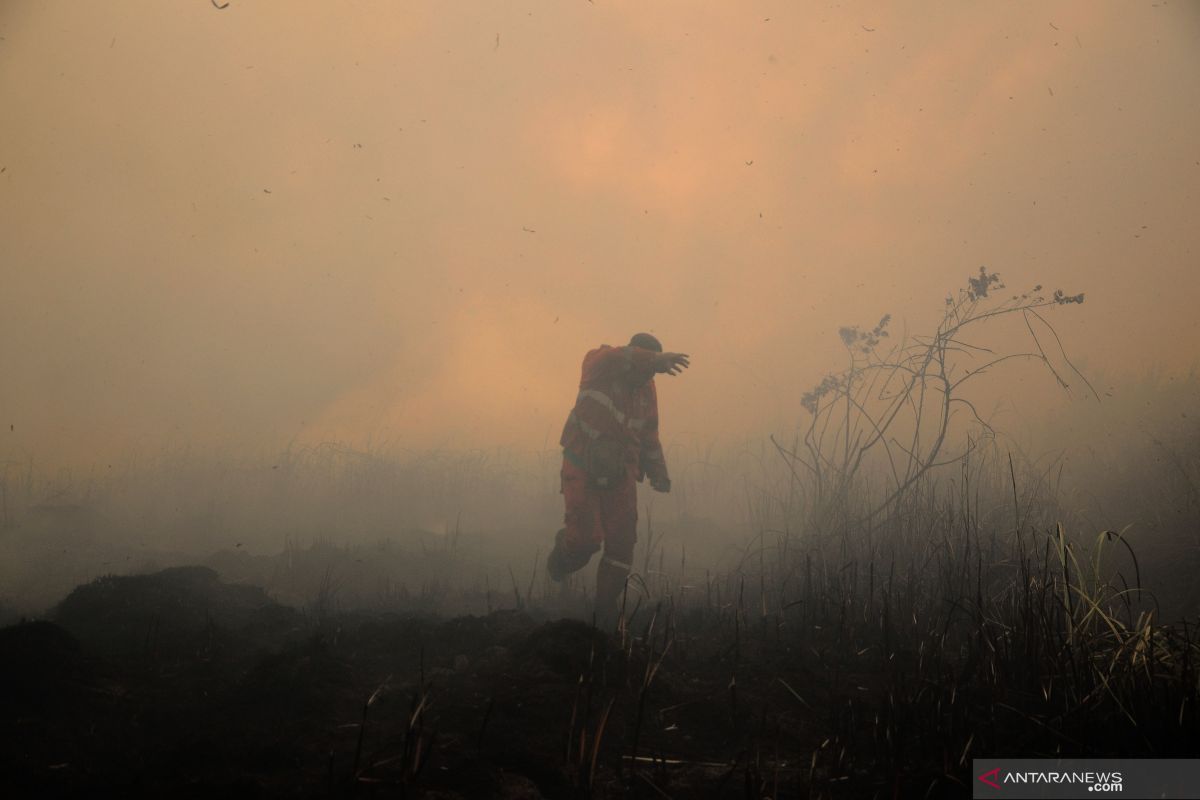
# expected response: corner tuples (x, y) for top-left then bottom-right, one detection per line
(651, 477), (671, 493)
(654, 352), (690, 376)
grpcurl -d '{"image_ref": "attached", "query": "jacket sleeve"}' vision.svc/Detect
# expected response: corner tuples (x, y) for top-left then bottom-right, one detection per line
(637, 381), (669, 485)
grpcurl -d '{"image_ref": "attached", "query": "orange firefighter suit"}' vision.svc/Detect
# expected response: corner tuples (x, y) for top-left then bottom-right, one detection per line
(549, 344), (670, 603)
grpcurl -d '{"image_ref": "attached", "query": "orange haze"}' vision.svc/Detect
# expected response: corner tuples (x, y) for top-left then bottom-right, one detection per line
(2, 1), (1198, 468)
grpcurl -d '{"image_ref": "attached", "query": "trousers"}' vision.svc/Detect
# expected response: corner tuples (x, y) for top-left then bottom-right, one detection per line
(559, 459), (637, 569)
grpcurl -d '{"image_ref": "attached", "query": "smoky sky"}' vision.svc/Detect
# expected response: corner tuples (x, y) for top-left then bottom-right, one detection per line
(1, 1), (1198, 468)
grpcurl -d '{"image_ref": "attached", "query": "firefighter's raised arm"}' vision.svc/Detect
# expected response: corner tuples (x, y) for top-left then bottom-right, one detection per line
(654, 352), (690, 376)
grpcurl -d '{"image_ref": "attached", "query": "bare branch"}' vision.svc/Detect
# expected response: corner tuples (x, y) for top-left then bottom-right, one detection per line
(782, 268), (1090, 531)
(1026, 308), (1101, 402)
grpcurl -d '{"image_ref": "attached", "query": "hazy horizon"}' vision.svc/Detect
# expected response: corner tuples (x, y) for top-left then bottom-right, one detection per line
(2, 1), (1198, 471)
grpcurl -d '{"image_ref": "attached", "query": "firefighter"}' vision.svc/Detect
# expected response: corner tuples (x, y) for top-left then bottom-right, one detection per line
(547, 333), (690, 624)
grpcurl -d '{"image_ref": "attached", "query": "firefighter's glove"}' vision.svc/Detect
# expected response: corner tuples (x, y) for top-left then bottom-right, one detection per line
(651, 477), (671, 493)
(654, 352), (690, 376)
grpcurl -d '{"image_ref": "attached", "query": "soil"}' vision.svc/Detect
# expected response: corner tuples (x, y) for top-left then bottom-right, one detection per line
(2, 566), (1193, 798)
(0, 567), (842, 798)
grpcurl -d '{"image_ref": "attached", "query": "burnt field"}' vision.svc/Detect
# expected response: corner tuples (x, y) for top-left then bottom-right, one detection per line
(3, 468), (1198, 799)
(2, 286), (1198, 798)
(4, 564), (834, 798)
(5, 1), (1200, 795)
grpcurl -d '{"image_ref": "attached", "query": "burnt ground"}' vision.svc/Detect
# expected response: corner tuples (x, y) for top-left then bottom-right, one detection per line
(0, 567), (838, 799)
(1, 566), (1194, 799)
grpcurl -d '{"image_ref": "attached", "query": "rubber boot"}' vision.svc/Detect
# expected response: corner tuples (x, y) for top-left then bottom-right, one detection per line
(547, 528), (598, 582)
